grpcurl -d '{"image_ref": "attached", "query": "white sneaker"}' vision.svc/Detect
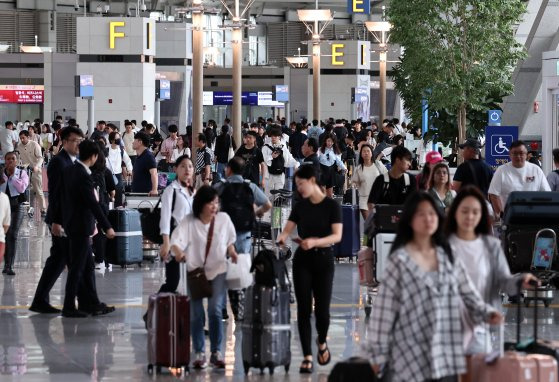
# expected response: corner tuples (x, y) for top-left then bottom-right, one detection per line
(192, 352), (207, 369)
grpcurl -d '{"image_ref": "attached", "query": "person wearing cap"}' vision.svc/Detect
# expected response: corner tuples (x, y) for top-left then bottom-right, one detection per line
(416, 151), (444, 190)
(453, 138), (494, 197)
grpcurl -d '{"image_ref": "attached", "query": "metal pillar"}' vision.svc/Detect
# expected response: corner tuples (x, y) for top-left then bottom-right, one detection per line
(379, 52), (387, 123)
(312, 43), (321, 122)
(154, 99), (161, 129)
(192, 12), (204, 145)
(232, 27), (242, 146)
(87, 98), (94, 137)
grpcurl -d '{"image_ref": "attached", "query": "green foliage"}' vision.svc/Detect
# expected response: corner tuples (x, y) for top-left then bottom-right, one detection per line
(425, 92), (505, 146)
(389, 0), (527, 144)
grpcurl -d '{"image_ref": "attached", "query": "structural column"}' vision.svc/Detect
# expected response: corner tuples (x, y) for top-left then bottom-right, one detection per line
(312, 43), (321, 122)
(192, 12), (204, 142)
(232, 27), (243, 146)
(379, 52), (387, 124)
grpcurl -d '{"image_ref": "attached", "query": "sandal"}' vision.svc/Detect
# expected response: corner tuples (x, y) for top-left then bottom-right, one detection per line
(316, 339), (331, 366)
(299, 359), (314, 374)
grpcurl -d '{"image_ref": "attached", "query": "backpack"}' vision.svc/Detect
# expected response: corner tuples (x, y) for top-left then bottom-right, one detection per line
(381, 172), (410, 200)
(250, 248), (290, 289)
(220, 181), (255, 231)
(308, 126), (321, 141)
(265, 144), (285, 175)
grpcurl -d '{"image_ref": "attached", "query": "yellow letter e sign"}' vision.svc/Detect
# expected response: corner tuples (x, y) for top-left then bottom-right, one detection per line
(110, 21), (125, 49)
(332, 44), (345, 66)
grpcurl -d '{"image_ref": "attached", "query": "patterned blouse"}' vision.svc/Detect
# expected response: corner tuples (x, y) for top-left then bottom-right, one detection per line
(363, 246), (494, 382)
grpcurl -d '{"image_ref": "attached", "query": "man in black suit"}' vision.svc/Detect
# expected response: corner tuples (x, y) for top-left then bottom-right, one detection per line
(61, 140), (115, 317)
(30, 126), (89, 314)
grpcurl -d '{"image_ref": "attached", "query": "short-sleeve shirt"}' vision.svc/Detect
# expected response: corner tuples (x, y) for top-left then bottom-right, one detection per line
(546, 170), (559, 192)
(453, 159), (494, 196)
(235, 146), (264, 185)
(170, 212), (236, 280)
(368, 172), (417, 205)
(131, 149), (157, 193)
(288, 197), (341, 239)
(488, 161), (551, 207)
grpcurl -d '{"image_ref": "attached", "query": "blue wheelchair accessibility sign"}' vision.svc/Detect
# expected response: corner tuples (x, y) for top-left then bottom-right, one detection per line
(485, 125), (518, 170)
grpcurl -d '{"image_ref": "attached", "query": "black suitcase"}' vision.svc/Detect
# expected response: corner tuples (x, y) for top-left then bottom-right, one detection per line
(374, 205), (404, 233)
(503, 225), (559, 274)
(241, 285), (291, 375)
(343, 187), (359, 205)
(504, 191), (559, 225)
(328, 357), (380, 381)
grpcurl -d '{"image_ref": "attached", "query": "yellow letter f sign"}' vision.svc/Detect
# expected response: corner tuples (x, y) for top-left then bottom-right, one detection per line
(110, 21), (125, 49)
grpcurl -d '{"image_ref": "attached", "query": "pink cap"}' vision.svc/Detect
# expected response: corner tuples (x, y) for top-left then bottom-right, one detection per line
(425, 151), (443, 165)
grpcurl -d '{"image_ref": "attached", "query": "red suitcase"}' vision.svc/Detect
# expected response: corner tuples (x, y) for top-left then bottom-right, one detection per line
(147, 262), (190, 375)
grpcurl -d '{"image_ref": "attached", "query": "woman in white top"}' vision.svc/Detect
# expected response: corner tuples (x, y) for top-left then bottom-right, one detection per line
(428, 162), (456, 214)
(445, 186), (537, 355)
(170, 134), (191, 164)
(318, 133), (346, 198)
(158, 155), (195, 293)
(107, 131), (133, 207)
(0, 191), (11, 263)
(351, 144), (387, 219)
(171, 185), (237, 369)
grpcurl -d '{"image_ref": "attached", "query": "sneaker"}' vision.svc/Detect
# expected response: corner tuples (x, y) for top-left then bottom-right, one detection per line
(210, 351), (225, 369)
(192, 352), (207, 369)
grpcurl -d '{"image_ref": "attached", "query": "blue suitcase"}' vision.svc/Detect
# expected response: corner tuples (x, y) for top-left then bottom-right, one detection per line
(334, 204), (360, 258)
(106, 209), (143, 267)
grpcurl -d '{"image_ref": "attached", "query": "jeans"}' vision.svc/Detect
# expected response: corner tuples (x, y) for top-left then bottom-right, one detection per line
(216, 162), (227, 182)
(3, 203), (24, 271)
(190, 272), (227, 353)
(293, 247), (335, 356)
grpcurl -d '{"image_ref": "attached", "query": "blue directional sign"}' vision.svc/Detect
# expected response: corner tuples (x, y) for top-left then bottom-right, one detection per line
(485, 125), (518, 170)
(488, 110), (502, 125)
(348, 0), (370, 14)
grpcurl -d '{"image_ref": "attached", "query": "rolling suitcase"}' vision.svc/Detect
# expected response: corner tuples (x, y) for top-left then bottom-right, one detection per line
(334, 204), (360, 259)
(358, 247), (375, 287)
(147, 262), (190, 375)
(241, 284), (291, 375)
(106, 208), (143, 267)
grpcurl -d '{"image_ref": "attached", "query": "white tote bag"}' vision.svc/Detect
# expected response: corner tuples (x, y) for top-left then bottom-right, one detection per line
(226, 254), (253, 290)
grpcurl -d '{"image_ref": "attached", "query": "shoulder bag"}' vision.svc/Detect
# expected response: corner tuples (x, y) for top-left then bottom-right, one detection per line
(187, 218), (215, 299)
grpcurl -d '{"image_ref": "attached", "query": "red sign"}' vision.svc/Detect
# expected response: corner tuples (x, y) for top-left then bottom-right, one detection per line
(0, 85), (44, 104)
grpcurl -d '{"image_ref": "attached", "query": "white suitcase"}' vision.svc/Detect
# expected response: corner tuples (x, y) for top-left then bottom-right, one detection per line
(374, 233), (395, 282)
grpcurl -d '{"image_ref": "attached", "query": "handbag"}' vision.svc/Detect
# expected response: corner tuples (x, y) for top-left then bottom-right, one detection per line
(140, 190), (176, 244)
(187, 218), (215, 299)
(227, 136), (235, 161)
(226, 254), (252, 290)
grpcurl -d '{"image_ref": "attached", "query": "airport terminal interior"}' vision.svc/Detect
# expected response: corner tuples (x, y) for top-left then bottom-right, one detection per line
(2, 0), (559, 380)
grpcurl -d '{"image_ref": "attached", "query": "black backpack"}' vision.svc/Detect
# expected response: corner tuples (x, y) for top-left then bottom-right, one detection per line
(220, 181), (255, 231)
(250, 249), (289, 289)
(265, 144), (285, 175)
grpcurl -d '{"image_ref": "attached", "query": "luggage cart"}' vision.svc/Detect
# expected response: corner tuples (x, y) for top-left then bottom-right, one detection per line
(270, 188), (292, 243)
(523, 228), (558, 307)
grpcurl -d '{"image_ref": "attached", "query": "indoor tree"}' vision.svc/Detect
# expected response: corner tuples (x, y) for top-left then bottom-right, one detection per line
(389, 0), (527, 160)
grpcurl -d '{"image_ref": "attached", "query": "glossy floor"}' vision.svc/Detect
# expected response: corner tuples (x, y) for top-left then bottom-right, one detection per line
(0, 213), (556, 381)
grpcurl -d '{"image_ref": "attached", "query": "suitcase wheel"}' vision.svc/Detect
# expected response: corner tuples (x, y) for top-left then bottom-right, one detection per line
(284, 363), (290, 373)
(243, 362), (250, 375)
(268, 366), (274, 375)
(365, 306), (372, 317)
(137, 262), (142, 268)
(260, 367), (265, 374)
(147, 364), (153, 374)
(544, 299), (552, 308)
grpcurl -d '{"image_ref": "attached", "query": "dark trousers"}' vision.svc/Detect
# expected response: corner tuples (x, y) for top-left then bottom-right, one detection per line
(114, 173), (124, 208)
(63, 236), (100, 312)
(92, 227), (107, 264)
(3, 203), (24, 270)
(32, 234), (91, 307)
(158, 257), (180, 293)
(292, 248), (335, 356)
